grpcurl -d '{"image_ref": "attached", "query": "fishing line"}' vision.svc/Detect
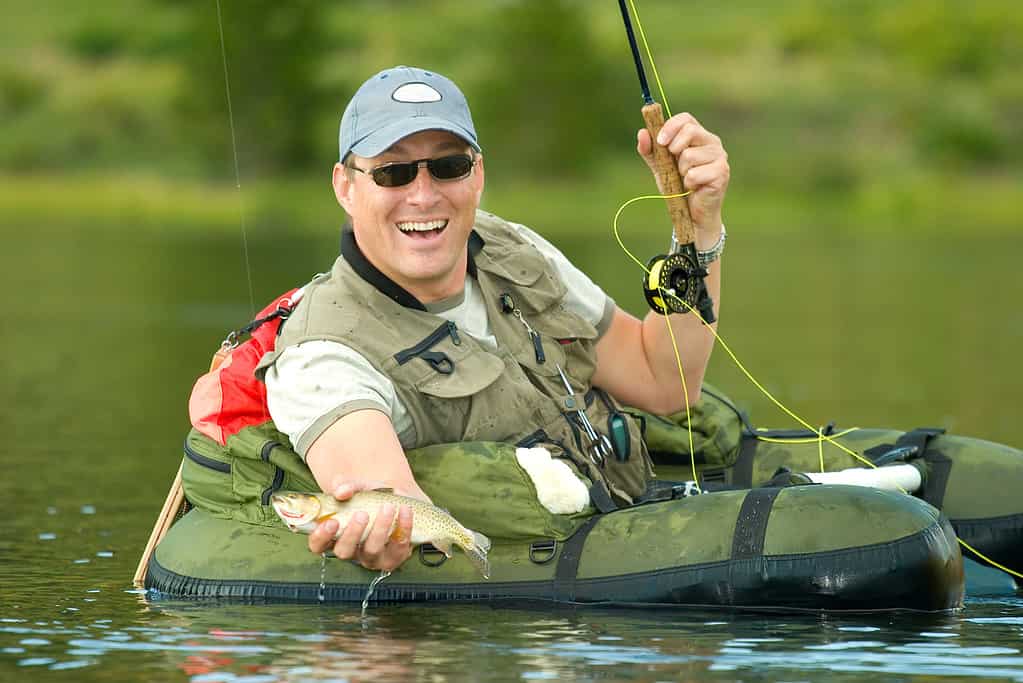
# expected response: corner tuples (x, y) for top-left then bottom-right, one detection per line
(617, 0), (1022, 579)
(215, 0), (256, 318)
(626, 0), (671, 117)
(612, 196), (873, 468)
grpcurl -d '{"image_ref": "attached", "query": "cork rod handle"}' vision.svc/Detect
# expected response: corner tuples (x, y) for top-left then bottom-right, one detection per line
(641, 102), (695, 244)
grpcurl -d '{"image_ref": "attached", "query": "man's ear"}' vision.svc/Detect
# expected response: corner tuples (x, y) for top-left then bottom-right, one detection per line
(332, 162), (353, 212)
(473, 155), (485, 204)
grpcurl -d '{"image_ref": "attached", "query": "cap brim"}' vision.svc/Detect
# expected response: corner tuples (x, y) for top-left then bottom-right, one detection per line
(347, 117), (481, 159)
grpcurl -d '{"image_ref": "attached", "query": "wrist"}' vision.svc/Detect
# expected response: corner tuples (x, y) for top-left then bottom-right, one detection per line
(694, 218), (724, 251)
(668, 223), (726, 267)
(696, 224), (726, 267)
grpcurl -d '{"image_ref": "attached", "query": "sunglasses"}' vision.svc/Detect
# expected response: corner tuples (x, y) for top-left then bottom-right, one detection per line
(350, 153), (476, 188)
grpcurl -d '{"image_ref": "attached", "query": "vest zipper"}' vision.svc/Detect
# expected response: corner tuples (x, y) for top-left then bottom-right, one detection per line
(394, 321), (460, 374)
(183, 438), (231, 473)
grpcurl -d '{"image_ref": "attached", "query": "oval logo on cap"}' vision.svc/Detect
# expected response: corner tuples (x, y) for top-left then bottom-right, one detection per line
(392, 82), (442, 103)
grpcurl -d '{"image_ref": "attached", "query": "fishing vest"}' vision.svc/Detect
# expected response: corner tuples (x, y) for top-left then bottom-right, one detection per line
(258, 210), (654, 507)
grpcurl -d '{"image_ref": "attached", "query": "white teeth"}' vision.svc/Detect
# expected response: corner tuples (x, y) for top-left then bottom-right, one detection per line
(397, 219), (448, 232)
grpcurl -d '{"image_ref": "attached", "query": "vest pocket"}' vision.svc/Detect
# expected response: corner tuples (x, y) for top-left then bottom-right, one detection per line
(411, 348), (505, 399)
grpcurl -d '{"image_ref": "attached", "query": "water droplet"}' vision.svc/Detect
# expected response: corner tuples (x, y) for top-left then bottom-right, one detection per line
(96, 551), (114, 558)
(80, 505), (96, 515)
(46, 507), (58, 515)
(38, 533), (57, 541)
(73, 559), (90, 565)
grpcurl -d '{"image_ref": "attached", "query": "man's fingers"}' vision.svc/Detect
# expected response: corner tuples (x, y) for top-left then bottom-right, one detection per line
(683, 157), (730, 193)
(678, 145), (726, 177)
(359, 503), (396, 557)
(391, 505), (413, 544)
(331, 510), (370, 560)
(308, 518), (339, 555)
(332, 482), (357, 500)
(636, 128), (654, 159)
(655, 112), (700, 146)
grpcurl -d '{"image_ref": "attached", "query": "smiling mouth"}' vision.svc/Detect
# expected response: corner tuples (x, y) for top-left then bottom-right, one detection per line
(397, 219), (448, 238)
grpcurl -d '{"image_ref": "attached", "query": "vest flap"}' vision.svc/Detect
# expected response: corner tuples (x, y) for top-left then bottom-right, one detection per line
(413, 350), (506, 399)
(477, 243), (546, 287)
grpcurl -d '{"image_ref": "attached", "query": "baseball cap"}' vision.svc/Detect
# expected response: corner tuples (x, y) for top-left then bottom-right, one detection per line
(338, 65), (481, 162)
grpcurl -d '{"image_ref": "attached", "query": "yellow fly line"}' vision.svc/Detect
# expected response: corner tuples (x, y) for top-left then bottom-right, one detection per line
(617, 0), (1022, 581)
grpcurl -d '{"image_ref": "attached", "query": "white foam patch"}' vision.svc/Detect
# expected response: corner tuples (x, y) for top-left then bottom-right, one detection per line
(515, 447), (590, 514)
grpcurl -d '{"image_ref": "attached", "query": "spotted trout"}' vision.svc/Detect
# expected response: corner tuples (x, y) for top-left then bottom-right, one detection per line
(270, 490), (491, 579)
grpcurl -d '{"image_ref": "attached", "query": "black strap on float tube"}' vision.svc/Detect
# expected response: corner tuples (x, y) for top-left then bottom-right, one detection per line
(731, 487), (782, 560)
(865, 427), (950, 508)
(553, 515), (602, 602)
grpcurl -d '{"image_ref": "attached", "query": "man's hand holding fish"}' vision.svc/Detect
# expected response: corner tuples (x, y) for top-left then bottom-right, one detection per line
(307, 481), (420, 572)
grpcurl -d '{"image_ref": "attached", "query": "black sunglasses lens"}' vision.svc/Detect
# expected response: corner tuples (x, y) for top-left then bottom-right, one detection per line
(369, 155), (473, 187)
(429, 155), (473, 180)
(372, 163), (417, 187)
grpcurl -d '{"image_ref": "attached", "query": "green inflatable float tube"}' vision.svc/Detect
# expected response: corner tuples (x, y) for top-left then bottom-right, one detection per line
(149, 434), (965, 611)
(644, 386), (1023, 588)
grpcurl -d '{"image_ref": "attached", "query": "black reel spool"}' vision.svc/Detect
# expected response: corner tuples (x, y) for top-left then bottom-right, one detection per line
(642, 248), (715, 323)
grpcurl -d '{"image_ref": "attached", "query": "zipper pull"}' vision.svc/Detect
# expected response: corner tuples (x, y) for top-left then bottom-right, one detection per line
(447, 320), (461, 346)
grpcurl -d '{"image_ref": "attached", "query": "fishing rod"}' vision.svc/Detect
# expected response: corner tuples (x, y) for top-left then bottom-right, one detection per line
(617, 0), (715, 323)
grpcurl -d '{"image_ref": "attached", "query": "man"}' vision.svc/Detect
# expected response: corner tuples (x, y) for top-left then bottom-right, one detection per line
(263, 65), (729, 572)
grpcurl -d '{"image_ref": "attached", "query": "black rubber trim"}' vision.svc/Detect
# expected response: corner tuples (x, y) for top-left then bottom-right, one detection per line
(146, 516), (962, 611)
(183, 438), (231, 474)
(951, 511), (1023, 573)
(731, 487), (781, 560)
(341, 227), (484, 310)
(553, 515), (602, 602)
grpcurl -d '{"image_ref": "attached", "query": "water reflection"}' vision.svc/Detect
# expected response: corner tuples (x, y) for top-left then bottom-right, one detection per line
(3, 598), (1023, 680)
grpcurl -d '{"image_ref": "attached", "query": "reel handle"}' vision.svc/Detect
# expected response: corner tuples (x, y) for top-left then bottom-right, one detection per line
(641, 102), (696, 245)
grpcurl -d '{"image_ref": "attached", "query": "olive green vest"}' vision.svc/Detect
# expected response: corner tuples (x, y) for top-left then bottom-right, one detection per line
(259, 211), (654, 506)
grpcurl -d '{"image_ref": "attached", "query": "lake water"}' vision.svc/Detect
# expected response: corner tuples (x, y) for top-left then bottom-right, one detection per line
(2, 214), (1021, 681)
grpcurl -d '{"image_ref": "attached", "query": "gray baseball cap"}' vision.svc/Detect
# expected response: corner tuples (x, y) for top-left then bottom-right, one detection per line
(338, 65), (481, 162)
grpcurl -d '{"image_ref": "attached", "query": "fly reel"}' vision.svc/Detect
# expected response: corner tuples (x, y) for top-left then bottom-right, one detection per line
(642, 248), (715, 322)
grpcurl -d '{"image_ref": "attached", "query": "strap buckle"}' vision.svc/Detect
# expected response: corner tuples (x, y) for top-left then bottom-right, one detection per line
(418, 543), (447, 567)
(528, 540), (558, 565)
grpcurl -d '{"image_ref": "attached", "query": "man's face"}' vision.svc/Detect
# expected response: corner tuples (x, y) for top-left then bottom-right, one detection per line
(334, 130), (485, 302)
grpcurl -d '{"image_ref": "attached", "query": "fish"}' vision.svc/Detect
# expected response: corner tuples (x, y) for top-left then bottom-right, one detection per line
(270, 489), (491, 579)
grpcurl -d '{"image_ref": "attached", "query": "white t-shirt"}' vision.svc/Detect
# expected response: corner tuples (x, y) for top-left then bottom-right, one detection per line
(265, 221), (615, 457)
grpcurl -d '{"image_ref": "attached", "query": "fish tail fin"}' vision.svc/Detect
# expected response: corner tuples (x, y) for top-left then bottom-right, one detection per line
(431, 539), (453, 558)
(460, 530), (491, 580)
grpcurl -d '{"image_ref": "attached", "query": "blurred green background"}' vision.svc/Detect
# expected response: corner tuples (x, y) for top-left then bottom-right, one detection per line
(2, 0), (1021, 480)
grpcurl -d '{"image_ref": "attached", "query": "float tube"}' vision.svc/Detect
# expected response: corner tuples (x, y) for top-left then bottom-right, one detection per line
(148, 480), (963, 611)
(645, 387), (1023, 585)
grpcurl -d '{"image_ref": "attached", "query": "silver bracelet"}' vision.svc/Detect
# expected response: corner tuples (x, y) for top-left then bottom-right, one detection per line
(669, 224), (726, 267)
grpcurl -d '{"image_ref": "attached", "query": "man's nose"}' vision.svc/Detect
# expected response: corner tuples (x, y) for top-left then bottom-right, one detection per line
(405, 162), (440, 203)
